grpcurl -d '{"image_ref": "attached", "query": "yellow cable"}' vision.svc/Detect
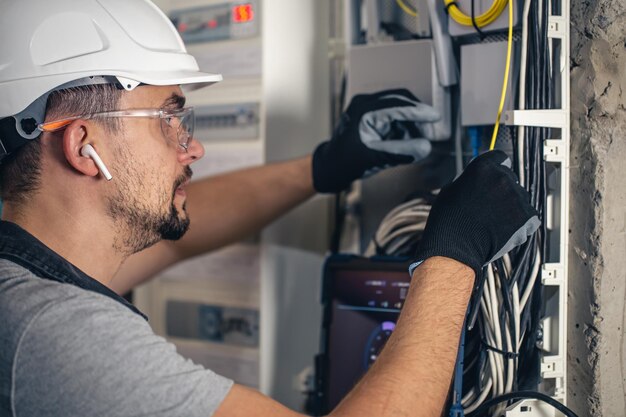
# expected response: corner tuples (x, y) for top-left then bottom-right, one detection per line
(489, 0), (513, 150)
(396, 0), (418, 17)
(444, 0), (508, 28)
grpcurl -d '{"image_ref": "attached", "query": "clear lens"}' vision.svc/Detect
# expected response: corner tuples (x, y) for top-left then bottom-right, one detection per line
(160, 108), (194, 151)
(179, 109), (194, 150)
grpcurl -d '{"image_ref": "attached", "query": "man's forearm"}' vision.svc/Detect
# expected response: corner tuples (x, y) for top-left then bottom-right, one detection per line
(178, 155), (315, 257)
(331, 256), (474, 417)
(213, 257), (474, 417)
(111, 156), (315, 293)
(212, 151), (533, 417)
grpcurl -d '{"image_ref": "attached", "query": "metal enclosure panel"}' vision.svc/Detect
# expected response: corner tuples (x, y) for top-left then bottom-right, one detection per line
(345, 39), (452, 141)
(461, 41), (516, 126)
(346, 40), (433, 104)
(378, 0), (431, 38)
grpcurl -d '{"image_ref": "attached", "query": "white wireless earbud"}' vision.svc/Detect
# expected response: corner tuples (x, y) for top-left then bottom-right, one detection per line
(80, 144), (112, 181)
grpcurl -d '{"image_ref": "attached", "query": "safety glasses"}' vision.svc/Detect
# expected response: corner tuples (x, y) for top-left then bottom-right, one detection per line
(38, 107), (195, 152)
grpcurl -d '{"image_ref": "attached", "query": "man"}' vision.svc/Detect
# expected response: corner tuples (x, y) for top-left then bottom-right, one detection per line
(0, 1), (539, 416)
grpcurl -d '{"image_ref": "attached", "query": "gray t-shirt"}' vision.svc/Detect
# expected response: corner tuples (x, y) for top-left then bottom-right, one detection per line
(0, 259), (233, 417)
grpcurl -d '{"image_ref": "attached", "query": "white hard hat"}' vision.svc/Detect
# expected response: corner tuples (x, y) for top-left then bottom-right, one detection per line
(0, 0), (222, 154)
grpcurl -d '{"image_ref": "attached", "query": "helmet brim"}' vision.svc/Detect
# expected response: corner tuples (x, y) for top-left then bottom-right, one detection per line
(124, 70), (223, 91)
(0, 70), (222, 119)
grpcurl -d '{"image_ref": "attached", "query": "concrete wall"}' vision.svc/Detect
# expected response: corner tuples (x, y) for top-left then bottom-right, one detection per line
(570, 1), (626, 415)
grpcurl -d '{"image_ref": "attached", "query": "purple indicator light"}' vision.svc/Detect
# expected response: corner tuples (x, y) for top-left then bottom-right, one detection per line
(382, 321), (396, 332)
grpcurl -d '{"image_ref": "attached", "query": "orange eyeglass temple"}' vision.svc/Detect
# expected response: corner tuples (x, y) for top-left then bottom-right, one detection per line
(39, 120), (73, 132)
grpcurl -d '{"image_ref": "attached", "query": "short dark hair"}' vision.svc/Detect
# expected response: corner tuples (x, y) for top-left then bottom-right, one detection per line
(0, 84), (123, 205)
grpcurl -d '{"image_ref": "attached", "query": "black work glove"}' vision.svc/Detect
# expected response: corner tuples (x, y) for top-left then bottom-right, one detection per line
(412, 150), (540, 279)
(312, 89), (440, 193)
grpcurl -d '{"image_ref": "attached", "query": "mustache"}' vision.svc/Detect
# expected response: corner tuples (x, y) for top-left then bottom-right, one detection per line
(173, 166), (193, 194)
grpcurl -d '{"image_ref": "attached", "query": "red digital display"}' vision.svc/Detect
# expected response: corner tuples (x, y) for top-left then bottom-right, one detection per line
(232, 4), (254, 23)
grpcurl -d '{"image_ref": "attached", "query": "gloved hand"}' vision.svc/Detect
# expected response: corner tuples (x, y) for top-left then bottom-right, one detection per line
(312, 89), (440, 193)
(412, 150), (540, 279)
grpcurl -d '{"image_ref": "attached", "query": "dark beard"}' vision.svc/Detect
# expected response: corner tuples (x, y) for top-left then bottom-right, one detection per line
(108, 167), (192, 255)
(159, 166), (192, 240)
(157, 200), (190, 241)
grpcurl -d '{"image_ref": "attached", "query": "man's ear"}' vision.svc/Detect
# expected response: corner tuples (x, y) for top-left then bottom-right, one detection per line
(61, 120), (101, 178)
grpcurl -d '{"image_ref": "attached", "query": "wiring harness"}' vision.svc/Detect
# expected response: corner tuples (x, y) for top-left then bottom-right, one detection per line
(366, 0), (575, 412)
(366, 196), (545, 416)
(460, 247), (543, 415)
(364, 195), (434, 258)
(349, 0), (576, 414)
(456, 0), (569, 413)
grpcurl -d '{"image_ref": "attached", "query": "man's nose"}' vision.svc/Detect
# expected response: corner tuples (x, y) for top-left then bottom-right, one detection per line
(179, 137), (205, 164)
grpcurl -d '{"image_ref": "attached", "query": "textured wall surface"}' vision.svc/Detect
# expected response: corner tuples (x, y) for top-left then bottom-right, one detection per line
(570, 0), (626, 415)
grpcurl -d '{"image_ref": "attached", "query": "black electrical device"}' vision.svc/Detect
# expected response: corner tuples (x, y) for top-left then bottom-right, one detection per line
(310, 255), (412, 415)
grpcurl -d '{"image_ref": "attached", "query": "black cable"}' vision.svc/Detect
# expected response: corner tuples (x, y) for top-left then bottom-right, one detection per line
(474, 319), (489, 390)
(494, 271), (512, 349)
(519, 0), (547, 388)
(519, 265), (544, 389)
(466, 267), (488, 330)
(541, 0), (553, 261)
(470, 0), (486, 40)
(508, 234), (535, 288)
(518, 242), (538, 340)
(494, 259), (512, 313)
(466, 391), (579, 417)
(495, 259), (518, 368)
(445, 1), (459, 14)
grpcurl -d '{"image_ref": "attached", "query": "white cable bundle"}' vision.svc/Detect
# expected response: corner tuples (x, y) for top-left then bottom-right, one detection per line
(367, 199), (543, 414)
(364, 197), (432, 257)
(462, 246), (542, 414)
